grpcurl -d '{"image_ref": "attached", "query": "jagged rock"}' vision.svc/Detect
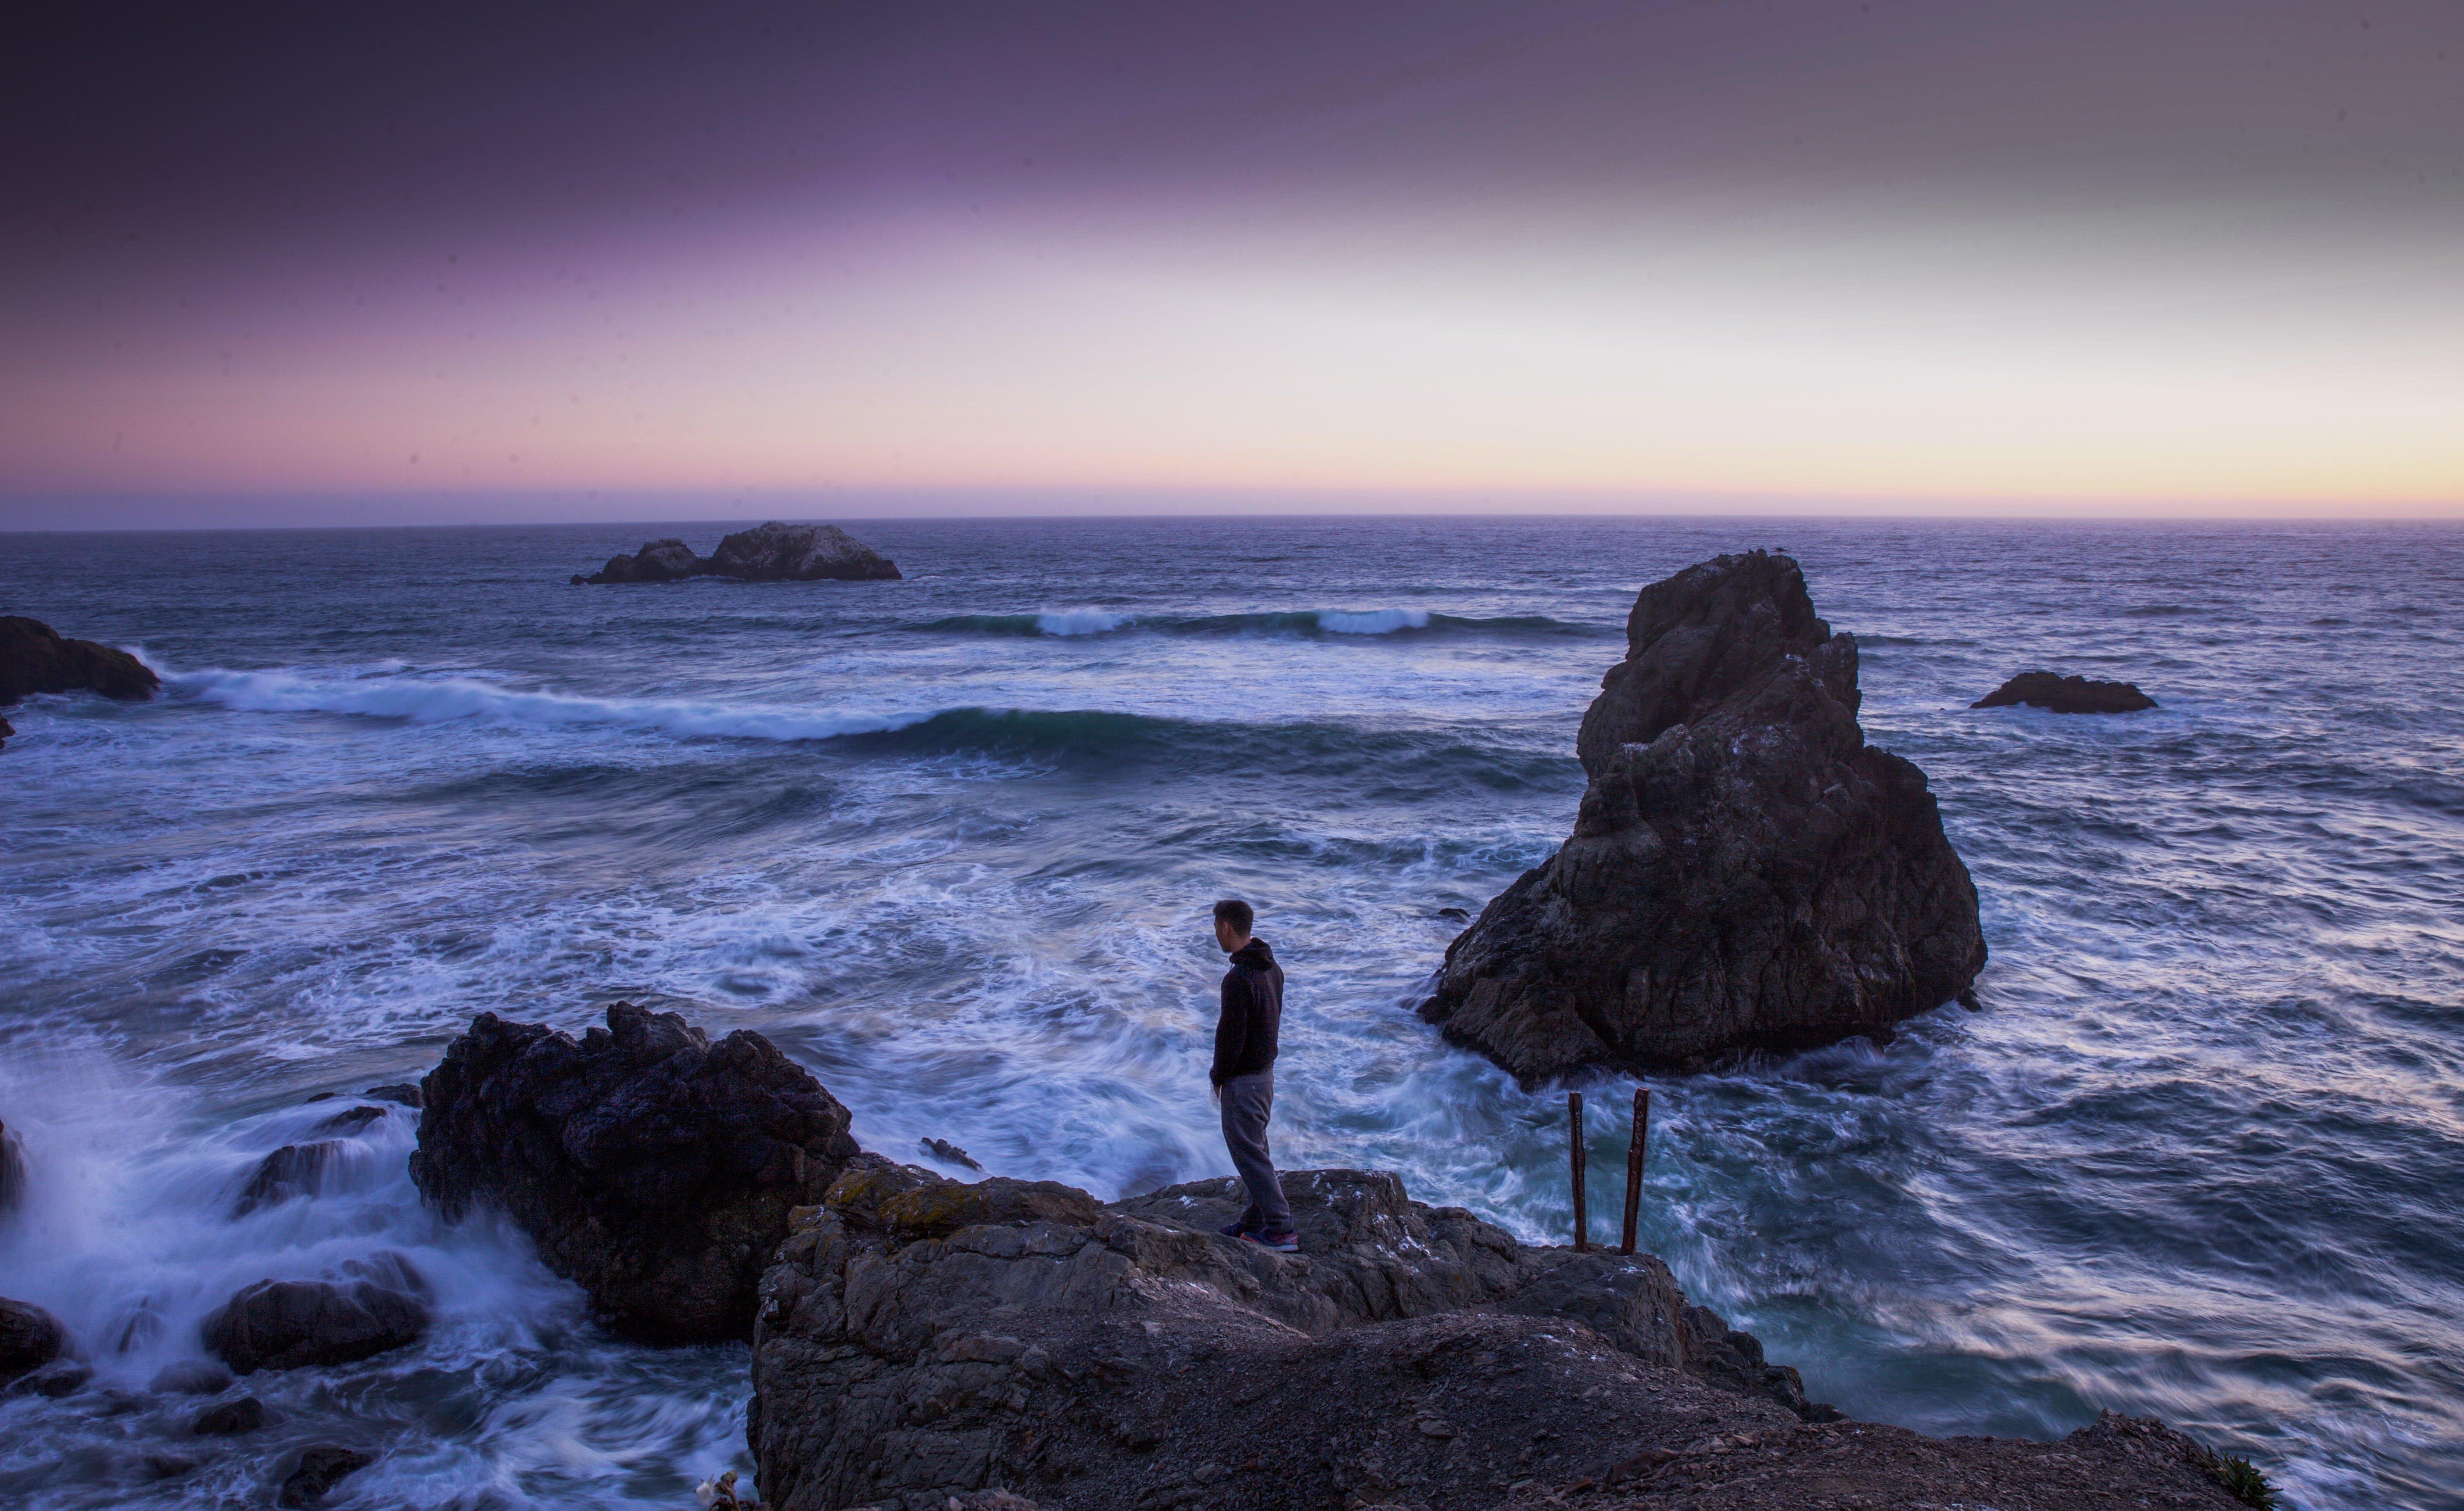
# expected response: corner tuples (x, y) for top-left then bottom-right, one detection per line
(0, 616), (160, 709)
(410, 1003), (861, 1342)
(0, 1115), (25, 1212)
(707, 521), (900, 581)
(199, 1255), (429, 1373)
(587, 537), (705, 583)
(921, 1137), (985, 1171)
(1, 1296), (65, 1382)
(231, 1141), (344, 1217)
(1420, 551), (1986, 1081)
(364, 1083), (423, 1108)
(192, 1395), (268, 1435)
(577, 523), (899, 585)
(747, 1162), (1829, 1511)
(278, 1446), (374, 1507)
(1973, 670), (2158, 714)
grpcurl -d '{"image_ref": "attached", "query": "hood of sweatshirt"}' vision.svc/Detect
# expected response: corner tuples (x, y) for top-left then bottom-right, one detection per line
(1228, 937), (1276, 971)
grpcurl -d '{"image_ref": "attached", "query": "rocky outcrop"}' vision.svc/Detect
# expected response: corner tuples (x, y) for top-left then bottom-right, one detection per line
(410, 1003), (862, 1342)
(750, 1160), (2239, 1511)
(1974, 670), (2159, 714)
(1419, 551), (1986, 1082)
(0, 616), (160, 717)
(577, 522), (899, 584)
(1, 1296), (65, 1382)
(200, 1255), (428, 1373)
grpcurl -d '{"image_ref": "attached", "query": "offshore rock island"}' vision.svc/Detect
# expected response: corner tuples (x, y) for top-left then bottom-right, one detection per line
(575, 521), (902, 584)
(381, 1006), (2243, 1511)
(1420, 552), (1987, 1082)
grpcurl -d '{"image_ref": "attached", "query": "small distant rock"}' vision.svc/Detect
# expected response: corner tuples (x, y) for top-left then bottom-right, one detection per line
(575, 523), (899, 585)
(920, 1137), (983, 1171)
(277, 1446), (374, 1508)
(1972, 671), (2157, 714)
(201, 1256), (429, 1373)
(1, 1296), (66, 1382)
(0, 616), (161, 709)
(232, 1141), (344, 1217)
(364, 1083), (423, 1109)
(193, 1395), (269, 1436)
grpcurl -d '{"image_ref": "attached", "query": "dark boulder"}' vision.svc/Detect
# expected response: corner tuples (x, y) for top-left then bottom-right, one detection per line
(706, 521), (901, 581)
(199, 1256), (429, 1373)
(364, 1083), (423, 1109)
(1419, 551), (1985, 1082)
(0, 616), (160, 708)
(1973, 671), (2158, 714)
(1, 1296), (65, 1382)
(192, 1395), (269, 1435)
(409, 1002), (861, 1342)
(586, 537), (705, 584)
(231, 1141), (344, 1217)
(278, 1446), (373, 1508)
(0, 712), (13, 750)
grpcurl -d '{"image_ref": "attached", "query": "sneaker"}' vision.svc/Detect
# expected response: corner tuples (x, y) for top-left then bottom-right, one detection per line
(1244, 1229), (1300, 1253)
(1216, 1220), (1254, 1239)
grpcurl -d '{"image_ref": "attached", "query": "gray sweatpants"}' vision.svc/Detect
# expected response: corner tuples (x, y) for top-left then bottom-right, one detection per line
(1219, 1070), (1291, 1234)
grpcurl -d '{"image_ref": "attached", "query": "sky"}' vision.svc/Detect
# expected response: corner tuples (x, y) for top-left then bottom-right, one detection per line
(3, 0), (2460, 528)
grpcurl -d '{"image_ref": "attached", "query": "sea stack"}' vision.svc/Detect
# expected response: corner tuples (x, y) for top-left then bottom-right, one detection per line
(1420, 551), (1985, 1081)
(1973, 671), (2158, 714)
(579, 522), (899, 583)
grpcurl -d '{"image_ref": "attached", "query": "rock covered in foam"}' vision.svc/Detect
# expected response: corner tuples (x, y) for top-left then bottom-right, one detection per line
(1973, 670), (2159, 714)
(1420, 550), (1986, 1080)
(0, 616), (160, 713)
(410, 1002), (861, 1342)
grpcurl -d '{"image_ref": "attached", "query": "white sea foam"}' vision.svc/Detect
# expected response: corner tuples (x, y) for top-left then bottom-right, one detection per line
(1316, 608), (1431, 635)
(1034, 609), (1134, 636)
(177, 666), (932, 743)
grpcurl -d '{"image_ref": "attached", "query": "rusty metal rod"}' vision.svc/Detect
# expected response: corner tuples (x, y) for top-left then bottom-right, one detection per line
(1619, 1087), (1650, 1256)
(1569, 1090), (1588, 1252)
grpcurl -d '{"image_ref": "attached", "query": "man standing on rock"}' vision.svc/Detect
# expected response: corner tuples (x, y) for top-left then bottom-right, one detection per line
(1210, 898), (1296, 1252)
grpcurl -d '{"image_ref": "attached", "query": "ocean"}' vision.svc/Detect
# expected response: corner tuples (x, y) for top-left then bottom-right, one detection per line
(0, 516), (2457, 1510)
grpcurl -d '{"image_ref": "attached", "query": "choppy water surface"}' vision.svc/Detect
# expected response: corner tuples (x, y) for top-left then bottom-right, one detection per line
(1, 517), (2458, 1510)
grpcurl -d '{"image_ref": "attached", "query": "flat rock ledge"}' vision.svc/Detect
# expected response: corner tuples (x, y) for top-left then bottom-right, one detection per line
(577, 522), (900, 584)
(1974, 670), (2159, 714)
(751, 1161), (2242, 1511)
(1420, 551), (1987, 1083)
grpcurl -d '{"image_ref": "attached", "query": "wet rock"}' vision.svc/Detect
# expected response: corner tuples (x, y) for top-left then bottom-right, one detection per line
(1420, 551), (1986, 1081)
(149, 1358), (236, 1394)
(1, 1296), (66, 1382)
(410, 1002), (861, 1342)
(587, 537), (705, 584)
(747, 1163), (1830, 1511)
(278, 1446), (374, 1507)
(314, 1104), (388, 1135)
(232, 1141), (343, 1217)
(193, 1395), (269, 1435)
(0, 616), (161, 707)
(9, 1361), (89, 1397)
(141, 1453), (197, 1481)
(200, 1258), (429, 1373)
(364, 1083), (423, 1109)
(921, 1137), (985, 1171)
(0, 1115), (26, 1212)
(1973, 670), (2158, 714)
(705, 521), (901, 581)
(0, 711), (12, 749)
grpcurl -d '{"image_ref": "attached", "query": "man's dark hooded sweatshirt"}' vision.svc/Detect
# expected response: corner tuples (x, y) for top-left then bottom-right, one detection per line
(1211, 937), (1282, 1086)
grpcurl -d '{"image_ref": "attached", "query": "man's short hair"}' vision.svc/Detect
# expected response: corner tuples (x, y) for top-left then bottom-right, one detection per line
(1212, 898), (1254, 936)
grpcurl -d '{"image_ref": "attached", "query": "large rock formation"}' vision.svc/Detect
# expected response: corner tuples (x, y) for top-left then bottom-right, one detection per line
(1420, 551), (1985, 1081)
(409, 1003), (861, 1342)
(1974, 670), (2158, 714)
(578, 522), (900, 584)
(0, 616), (160, 713)
(749, 1161), (2242, 1511)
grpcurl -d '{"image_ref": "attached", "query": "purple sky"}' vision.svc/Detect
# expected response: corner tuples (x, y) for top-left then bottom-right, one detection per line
(4, 1), (2459, 526)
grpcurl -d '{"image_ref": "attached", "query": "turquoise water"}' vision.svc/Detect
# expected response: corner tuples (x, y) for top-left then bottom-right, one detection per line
(1, 517), (2458, 1509)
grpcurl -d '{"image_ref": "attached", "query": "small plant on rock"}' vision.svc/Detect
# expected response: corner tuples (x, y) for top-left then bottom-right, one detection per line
(2210, 1453), (2283, 1510)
